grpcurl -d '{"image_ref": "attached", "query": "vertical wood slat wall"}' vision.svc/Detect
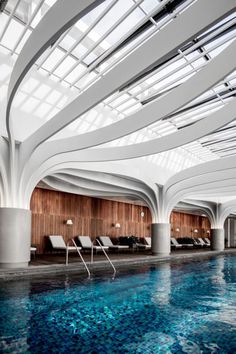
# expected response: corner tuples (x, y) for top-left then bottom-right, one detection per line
(31, 188), (211, 254)
(31, 188), (152, 253)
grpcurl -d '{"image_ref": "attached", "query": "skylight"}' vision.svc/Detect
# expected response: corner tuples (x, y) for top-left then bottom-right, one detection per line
(0, 0), (235, 176)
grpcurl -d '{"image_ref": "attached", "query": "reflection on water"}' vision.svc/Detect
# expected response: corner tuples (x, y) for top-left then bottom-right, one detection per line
(0, 281), (31, 353)
(151, 262), (171, 306)
(0, 255), (235, 353)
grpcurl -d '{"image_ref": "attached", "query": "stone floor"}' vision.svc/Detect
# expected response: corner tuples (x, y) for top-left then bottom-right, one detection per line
(0, 248), (235, 280)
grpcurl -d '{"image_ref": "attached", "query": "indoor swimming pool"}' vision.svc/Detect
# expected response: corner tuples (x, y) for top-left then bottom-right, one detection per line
(0, 255), (235, 353)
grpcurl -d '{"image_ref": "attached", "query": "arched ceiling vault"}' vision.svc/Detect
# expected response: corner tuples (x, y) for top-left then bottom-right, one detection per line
(0, 0), (236, 214)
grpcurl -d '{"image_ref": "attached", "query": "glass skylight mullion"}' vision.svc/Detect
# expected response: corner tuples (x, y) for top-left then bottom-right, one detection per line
(11, 0), (46, 54)
(185, 146), (216, 160)
(173, 101), (223, 124)
(138, 28), (236, 102)
(36, 27), (72, 69)
(111, 60), (202, 114)
(68, 0), (146, 87)
(127, 15), (236, 96)
(70, 0), (192, 92)
(105, 19), (230, 109)
(48, 0), (118, 78)
(218, 148), (236, 157)
(201, 136), (236, 149)
(212, 144), (236, 154)
(15, 80), (44, 113)
(79, 0), (167, 81)
(204, 127), (236, 142)
(0, 0), (21, 43)
(171, 87), (234, 125)
(209, 140), (236, 153)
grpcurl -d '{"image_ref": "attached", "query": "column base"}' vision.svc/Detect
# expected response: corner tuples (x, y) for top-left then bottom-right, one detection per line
(0, 208), (32, 269)
(211, 228), (224, 251)
(151, 223), (170, 256)
(0, 262), (29, 269)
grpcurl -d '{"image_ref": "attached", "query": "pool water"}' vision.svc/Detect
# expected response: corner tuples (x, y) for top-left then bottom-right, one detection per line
(0, 255), (235, 353)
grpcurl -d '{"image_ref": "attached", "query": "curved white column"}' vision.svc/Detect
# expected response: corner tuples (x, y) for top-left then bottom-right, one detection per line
(151, 223), (170, 256)
(0, 208), (31, 268)
(211, 228), (225, 251)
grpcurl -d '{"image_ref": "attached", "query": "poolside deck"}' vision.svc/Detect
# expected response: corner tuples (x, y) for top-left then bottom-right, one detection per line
(0, 248), (236, 280)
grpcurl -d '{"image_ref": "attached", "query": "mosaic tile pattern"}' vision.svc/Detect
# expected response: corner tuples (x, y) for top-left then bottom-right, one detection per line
(0, 255), (235, 353)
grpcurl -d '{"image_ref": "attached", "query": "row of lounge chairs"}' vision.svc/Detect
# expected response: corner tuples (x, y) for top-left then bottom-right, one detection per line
(48, 235), (152, 254)
(36, 235), (210, 261)
(171, 237), (211, 249)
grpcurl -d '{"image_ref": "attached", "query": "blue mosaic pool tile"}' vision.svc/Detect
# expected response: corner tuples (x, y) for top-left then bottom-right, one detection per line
(0, 255), (235, 353)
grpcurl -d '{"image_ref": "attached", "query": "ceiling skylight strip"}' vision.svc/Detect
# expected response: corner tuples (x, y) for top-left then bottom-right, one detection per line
(118, 14), (236, 92)
(49, 0), (118, 78)
(11, 0), (46, 54)
(85, 0), (173, 74)
(36, 27), (72, 69)
(106, 17), (236, 109)
(68, 0), (146, 87)
(0, 0), (21, 43)
(81, 0), (195, 97)
(116, 37), (235, 116)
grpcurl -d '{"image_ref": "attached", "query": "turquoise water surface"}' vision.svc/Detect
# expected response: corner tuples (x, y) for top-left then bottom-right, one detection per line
(0, 255), (235, 353)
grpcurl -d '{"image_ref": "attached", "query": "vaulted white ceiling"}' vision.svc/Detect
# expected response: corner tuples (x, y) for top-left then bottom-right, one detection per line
(0, 0), (236, 214)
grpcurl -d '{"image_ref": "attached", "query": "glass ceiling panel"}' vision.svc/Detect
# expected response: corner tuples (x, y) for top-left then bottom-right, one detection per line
(42, 47), (65, 72)
(91, 0), (134, 39)
(1, 18), (24, 50)
(104, 7), (145, 47)
(139, 0), (161, 14)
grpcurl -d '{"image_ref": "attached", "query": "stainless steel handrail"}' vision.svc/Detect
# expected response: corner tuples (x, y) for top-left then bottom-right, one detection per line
(96, 238), (116, 276)
(70, 239), (91, 278)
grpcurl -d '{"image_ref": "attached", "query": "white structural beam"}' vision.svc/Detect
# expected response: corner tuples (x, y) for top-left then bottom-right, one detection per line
(29, 97), (236, 167)
(43, 171), (157, 220)
(218, 199), (236, 227)
(162, 156), (236, 222)
(20, 41), (236, 183)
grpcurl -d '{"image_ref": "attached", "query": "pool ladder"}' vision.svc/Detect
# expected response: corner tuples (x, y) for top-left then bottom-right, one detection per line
(70, 239), (116, 278)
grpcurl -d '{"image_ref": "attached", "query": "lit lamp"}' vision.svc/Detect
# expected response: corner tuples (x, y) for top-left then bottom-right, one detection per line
(66, 219), (73, 239)
(114, 223), (120, 229)
(193, 229), (198, 234)
(175, 227), (180, 232)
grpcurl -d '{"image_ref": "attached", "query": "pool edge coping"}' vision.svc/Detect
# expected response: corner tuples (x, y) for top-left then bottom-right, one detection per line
(0, 249), (236, 281)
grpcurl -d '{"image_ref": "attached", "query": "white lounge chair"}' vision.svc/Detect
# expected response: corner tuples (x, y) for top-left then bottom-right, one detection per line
(139, 237), (151, 250)
(204, 237), (211, 246)
(134, 237), (151, 250)
(171, 237), (183, 249)
(198, 237), (210, 247)
(49, 235), (80, 264)
(77, 236), (109, 253)
(30, 246), (37, 258)
(98, 236), (129, 251)
(192, 238), (204, 247)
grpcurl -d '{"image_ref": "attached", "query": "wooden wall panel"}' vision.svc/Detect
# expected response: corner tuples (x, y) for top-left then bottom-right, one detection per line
(31, 188), (211, 254)
(170, 211), (211, 239)
(31, 188), (152, 253)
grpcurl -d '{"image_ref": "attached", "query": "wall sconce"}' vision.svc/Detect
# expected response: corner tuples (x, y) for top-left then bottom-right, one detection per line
(175, 227), (180, 232)
(140, 211), (145, 218)
(206, 230), (210, 234)
(66, 219), (73, 225)
(193, 229), (198, 233)
(114, 223), (121, 229)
